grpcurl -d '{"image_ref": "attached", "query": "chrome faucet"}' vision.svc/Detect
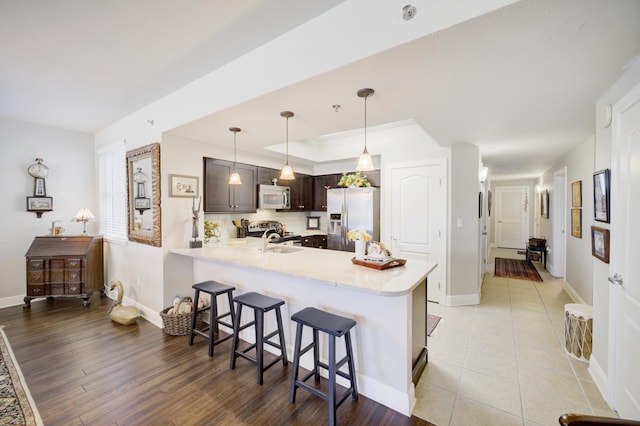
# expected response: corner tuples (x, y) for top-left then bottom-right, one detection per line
(262, 231), (279, 252)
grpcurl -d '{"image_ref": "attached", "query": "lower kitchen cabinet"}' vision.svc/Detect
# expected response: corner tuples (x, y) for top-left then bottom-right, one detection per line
(24, 235), (104, 308)
(301, 234), (327, 249)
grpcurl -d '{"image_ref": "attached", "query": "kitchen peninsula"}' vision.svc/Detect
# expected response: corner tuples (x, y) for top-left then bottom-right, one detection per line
(169, 239), (437, 415)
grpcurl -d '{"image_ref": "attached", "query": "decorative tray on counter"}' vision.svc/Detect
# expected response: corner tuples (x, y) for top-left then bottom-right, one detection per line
(351, 257), (407, 270)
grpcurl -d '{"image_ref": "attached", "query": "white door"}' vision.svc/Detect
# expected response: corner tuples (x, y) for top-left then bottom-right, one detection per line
(495, 186), (528, 249)
(611, 91), (640, 419)
(389, 160), (446, 304)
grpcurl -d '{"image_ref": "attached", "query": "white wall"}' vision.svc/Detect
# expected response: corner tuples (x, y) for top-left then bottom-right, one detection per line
(0, 118), (95, 306)
(542, 137), (595, 304)
(448, 143), (480, 304)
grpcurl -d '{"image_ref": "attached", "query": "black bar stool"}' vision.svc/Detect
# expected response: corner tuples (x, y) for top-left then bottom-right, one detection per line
(230, 292), (288, 385)
(289, 307), (358, 426)
(188, 280), (235, 357)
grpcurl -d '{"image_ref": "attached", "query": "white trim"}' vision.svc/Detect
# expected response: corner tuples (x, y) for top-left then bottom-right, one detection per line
(446, 291), (481, 306)
(589, 355), (613, 409)
(0, 295), (28, 309)
(553, 167), (567, 278)
(562, 280), (585, 304)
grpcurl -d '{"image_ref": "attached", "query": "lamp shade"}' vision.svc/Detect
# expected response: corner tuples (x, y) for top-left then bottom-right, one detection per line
(73, 208), (96, 234)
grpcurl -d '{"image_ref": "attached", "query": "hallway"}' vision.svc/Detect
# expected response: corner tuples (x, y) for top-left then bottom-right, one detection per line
(413, 249), (617, 425)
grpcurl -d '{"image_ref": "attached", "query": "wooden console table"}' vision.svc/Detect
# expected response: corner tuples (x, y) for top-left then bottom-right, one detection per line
(24, 235), (104, 308)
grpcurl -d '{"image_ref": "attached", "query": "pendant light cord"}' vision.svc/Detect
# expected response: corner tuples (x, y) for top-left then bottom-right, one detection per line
(363, 94), (368, 152)
(285, 115), (289, 165)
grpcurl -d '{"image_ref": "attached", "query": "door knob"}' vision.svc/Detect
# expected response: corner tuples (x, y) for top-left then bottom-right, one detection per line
(608, 273), (623, 286)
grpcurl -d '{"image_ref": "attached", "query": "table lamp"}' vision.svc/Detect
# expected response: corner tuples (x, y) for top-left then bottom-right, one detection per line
(73, 208), (96, 234)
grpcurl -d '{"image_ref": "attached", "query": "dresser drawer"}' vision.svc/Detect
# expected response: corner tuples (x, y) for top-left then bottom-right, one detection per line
(27, 285), (45, 296)
(49, 284), (65, 295)
(66, 283), (82, 294)
(27, 271), (44, 284)
(28, 259), (45, 270)
(65, 270), (83, 283)
(65, 258), (82, 269)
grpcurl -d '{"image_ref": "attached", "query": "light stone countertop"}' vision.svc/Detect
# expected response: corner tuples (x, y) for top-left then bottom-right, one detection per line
(170, 238), (437, 296)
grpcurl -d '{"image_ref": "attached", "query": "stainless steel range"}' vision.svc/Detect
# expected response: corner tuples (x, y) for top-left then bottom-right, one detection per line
(240, 220), (300, 244)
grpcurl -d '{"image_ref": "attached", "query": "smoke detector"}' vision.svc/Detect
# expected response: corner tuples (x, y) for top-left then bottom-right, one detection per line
(402, 5), (417, 20)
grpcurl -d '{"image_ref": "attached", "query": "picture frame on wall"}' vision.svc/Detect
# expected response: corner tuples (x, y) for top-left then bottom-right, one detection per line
(593, 169), (610, 223)
(169, 174), (198, 197)
(541, 189), (549, 219)
(571, 180), (582, 207)
(591, 226), (610, 263)
(571, 208), (581, 238)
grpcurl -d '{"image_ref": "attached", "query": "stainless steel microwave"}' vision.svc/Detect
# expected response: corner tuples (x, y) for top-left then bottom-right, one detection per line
(258, 184), (290, 209)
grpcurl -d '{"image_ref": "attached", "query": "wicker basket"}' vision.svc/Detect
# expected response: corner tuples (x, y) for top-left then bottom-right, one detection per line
(528, 237), (546, 247)
(160, 297), (202, 336)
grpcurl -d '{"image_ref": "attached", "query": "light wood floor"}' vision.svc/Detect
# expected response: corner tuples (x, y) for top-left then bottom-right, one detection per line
(0, 295), (432, 425)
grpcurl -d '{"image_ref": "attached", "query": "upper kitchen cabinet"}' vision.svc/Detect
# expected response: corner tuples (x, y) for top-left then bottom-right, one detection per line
(282, 173), (313, 211)
(312, 173), (342, 211)
(203, 158), (257, 213)
(257, 166), (280, 186)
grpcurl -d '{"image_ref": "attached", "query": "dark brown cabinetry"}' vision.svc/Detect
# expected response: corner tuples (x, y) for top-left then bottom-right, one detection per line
(204, 158), (257, 213)
(286, 174), (313, 211)
(312, 173), (342, 211)
(24, 235), (104, 308)
(257, 166), (280, 186)
(301, 234), (327, 249)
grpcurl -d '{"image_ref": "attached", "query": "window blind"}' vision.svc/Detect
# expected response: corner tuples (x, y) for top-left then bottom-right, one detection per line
(98, 141), (127, 240)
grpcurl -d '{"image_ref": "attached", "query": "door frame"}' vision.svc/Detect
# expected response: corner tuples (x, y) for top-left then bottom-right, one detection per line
(552, 167), (567, 277)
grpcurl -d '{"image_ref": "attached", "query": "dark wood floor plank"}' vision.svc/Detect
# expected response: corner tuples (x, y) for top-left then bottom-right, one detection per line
(0, 294), (433, 425)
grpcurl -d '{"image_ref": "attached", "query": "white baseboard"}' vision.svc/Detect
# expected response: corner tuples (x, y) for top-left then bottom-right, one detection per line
(589, 355), (613, 409)
(446, 291), (481, 306)
(562, 281), (586, 304)
(0, 294), (27, 309)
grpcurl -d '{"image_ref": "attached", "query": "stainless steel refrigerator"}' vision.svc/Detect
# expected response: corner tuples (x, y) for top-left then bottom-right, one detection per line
(327, 187), (380, 252)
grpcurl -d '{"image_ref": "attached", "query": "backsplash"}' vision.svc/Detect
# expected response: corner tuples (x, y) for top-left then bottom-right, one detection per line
(203, 210), (327, 240)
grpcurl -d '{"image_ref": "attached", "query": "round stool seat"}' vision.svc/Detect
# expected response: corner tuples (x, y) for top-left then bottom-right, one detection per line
(291, 307), (356, 337)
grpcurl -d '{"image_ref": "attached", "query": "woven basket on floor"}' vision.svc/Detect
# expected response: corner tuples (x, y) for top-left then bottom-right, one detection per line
(160, 297), (202, 336)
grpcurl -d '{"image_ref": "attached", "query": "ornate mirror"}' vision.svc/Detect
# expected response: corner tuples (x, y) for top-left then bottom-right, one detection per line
(126, 142), (161, 246)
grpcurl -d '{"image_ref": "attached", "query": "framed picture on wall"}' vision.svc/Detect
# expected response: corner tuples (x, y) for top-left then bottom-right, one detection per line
(541, 189), (549, 219)
(593, 169), (610, 223)
(571, 180), (582, 207)
(591, 226), (610, 263)
(169, 174), (199, 197)
(571, 208), (581, 238)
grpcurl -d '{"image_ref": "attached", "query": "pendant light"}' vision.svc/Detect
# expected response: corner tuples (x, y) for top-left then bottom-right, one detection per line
(279, 111), (295, 180)
(228, 127), (242, 185)
(356, 88), (375, 172)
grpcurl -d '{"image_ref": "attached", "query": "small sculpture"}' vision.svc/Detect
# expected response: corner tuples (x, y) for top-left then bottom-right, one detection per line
(190, 196), (203, 248)
(108, 280), (140, 325)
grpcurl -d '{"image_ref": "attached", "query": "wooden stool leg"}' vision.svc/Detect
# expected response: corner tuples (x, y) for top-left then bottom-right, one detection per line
(188, 288), (200, 346)
(275, 307), (288, 365)
(313, 328), (320, 382)
(208, 295), (217, 357)
(230, 303), (242, 369)
(289, 322), (304, 404)
(345, 331), (358, 400)
(328, 334), (337, 426)
(256, 309), (264, 385)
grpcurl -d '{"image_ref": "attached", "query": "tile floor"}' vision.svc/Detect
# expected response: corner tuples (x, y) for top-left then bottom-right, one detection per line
(413, 248), (618, 426)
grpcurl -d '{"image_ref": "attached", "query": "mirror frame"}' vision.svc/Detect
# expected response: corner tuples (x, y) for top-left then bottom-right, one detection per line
(126, 142), (162, 246)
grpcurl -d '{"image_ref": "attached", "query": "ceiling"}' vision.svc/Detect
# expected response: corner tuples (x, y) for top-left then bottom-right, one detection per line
(2, 0), (639, 180)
